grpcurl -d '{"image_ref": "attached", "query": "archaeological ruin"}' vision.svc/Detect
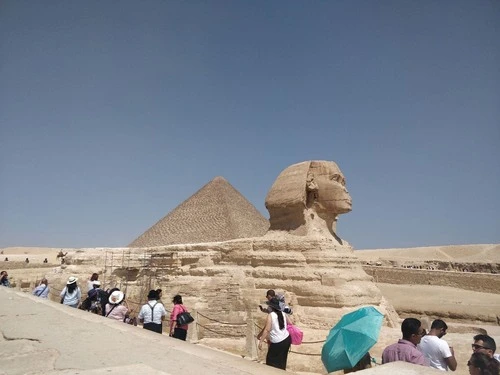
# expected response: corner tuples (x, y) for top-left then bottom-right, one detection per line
(2, 160), (498, 374)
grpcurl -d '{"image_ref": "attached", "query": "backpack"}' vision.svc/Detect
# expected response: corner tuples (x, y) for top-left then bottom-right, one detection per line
(89, 289), (106, 315)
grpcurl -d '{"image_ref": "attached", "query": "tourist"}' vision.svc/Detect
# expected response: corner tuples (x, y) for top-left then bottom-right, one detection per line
(138, 290), (166, 334)
(260, 289), (292, 314)
(87, 273), (99, 292)
(0, 271), (10, 287)
(169, 294), (189, 341)
(382, 317), (429, 366)
(60, 276), (81, 308)
(87, 280), (107, 316)
(257, 297), (291, 370)
(156, 288), (163, 303)
(25, 257), (29, 264)
(467, 352), (500, 375)
(418, 319), (457, 371)
(105, 290), (129, 321)
(106, 287), (120, 298)
(344, 352), (372, 373)
(32, 278), (50, 298)
(473, 335), (500, 363)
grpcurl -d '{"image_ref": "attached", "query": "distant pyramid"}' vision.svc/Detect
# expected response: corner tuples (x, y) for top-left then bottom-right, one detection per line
(128, 176), (269, 247)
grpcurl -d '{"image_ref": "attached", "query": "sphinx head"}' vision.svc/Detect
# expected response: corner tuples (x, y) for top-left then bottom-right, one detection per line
(265, 161), (352, 238)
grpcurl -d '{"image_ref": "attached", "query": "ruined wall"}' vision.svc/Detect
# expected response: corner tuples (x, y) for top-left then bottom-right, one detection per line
(363, 266), (500, 294)
(362, 259), (499, 274)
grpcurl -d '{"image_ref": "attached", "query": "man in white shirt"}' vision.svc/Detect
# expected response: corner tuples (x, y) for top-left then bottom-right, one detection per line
(418, 319), (457, 371)
(138, 290), (167, 334)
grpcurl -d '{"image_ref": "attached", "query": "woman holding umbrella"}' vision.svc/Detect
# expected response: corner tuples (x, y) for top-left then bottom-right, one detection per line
(257, 297), (291, 370)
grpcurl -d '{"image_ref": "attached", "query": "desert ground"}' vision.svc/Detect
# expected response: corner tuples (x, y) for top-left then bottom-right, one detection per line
(1, 244), (499, 375)
(356, 244), (500, 263)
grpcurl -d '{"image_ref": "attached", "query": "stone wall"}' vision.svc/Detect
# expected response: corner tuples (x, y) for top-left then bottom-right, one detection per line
(363, 266), (500, 294)
(62, 239), (399, 329)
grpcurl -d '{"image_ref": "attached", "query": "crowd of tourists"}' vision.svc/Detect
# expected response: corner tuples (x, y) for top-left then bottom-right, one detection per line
(253, 289), (500, 374)
(381, 317), (500, 375)
(3, 273), (500, 374)
(26, 273), (194, 342)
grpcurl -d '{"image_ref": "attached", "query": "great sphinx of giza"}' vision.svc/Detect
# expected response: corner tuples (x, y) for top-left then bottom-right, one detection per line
(266, 160), (352, 244)
(59, 161), (398, 351)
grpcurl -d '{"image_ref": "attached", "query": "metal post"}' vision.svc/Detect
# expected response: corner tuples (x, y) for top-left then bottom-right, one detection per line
(103, 251), (107, 288)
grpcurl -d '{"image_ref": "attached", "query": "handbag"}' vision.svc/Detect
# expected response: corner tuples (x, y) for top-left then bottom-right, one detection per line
(176, 306), (194, 325)
(36, 285), (48, 297)
(287, 323), (303, 345)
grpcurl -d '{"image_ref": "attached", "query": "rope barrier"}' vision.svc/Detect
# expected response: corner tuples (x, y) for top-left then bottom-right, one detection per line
(289, 350), (321, 356)
(301, 339), (326, 344)
(28, 279), (326, 356)
(195, 322), (246, 338)
(25, 285), (326, 358)
(254, 322), (324, 344)
(196, 311), (247, 326)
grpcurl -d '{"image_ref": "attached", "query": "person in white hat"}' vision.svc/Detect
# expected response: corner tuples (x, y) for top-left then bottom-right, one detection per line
(105, 290), (129, 322)
(60, 276), (81, 308)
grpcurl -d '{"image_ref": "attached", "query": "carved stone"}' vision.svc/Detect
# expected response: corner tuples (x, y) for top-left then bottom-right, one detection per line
(61, 161), (397, 333)
(265, 161), (351, 244)
(6, 161), (401, 373)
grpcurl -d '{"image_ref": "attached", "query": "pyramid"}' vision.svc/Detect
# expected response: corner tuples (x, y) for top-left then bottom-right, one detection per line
(128, 176), (269, 247)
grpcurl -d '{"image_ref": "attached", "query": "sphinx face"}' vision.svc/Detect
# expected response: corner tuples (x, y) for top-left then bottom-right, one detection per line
(310, 161), (352, 215)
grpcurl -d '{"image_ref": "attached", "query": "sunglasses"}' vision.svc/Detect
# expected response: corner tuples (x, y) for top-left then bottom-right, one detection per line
(472, 344), (492, 351)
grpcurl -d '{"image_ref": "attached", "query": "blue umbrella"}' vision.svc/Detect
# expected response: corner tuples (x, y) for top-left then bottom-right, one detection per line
(321, 306), (384, 373)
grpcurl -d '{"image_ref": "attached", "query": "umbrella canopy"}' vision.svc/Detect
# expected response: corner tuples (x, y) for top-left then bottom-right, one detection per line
(321, 306), (384, 373)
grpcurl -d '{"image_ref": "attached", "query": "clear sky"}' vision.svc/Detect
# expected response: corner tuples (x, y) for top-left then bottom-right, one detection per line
(1, 1), (499, 250)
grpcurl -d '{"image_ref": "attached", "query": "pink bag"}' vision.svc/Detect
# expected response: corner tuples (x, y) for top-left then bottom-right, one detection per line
(287, 323), (303, 345)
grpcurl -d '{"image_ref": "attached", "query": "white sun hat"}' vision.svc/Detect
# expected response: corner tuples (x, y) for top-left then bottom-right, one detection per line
(67, 276), (78, 285)
(108, 290), (125, 305)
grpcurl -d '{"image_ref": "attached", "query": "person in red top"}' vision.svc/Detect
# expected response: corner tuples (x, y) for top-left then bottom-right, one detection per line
(169, 294), (189, 341)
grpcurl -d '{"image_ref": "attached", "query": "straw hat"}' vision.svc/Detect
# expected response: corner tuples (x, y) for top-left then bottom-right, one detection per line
(108, 290), (125, 305)
(67, 276), (78, 285)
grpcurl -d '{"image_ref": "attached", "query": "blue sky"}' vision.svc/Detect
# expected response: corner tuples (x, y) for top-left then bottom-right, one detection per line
(1, 1), (499, 250)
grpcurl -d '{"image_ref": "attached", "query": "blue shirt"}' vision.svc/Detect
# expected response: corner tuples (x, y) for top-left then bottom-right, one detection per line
(33, 283), (50, 298)
(60, 286), (81, 306)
